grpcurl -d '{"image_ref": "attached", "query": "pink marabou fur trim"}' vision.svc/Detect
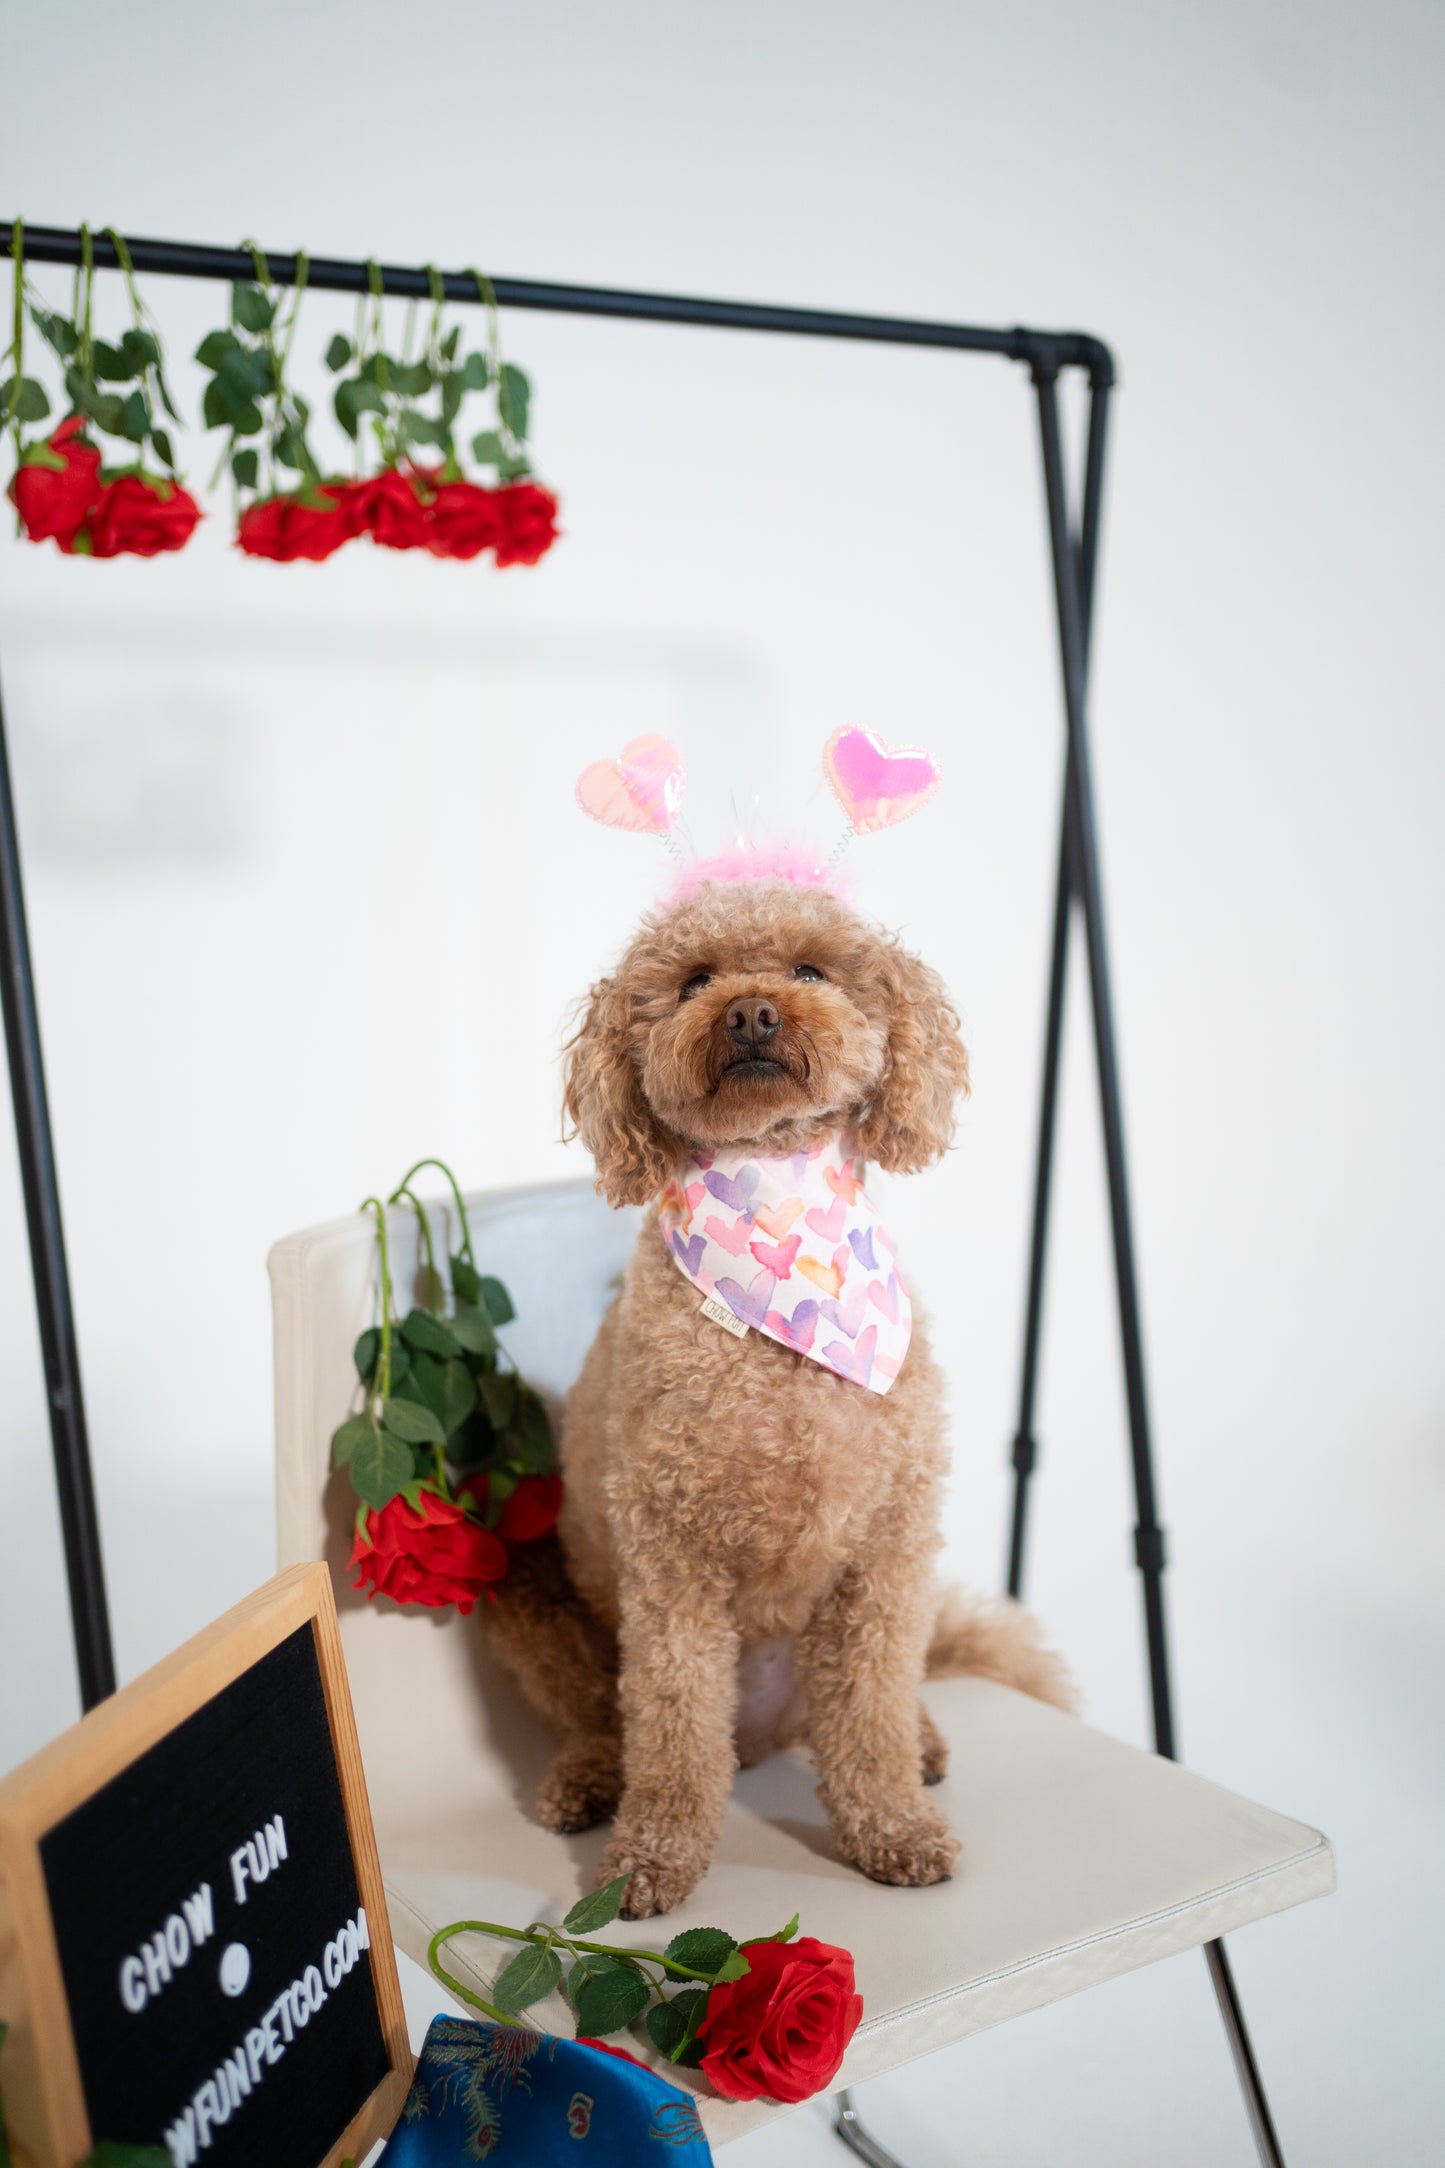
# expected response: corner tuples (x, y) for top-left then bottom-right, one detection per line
(664, 842), (849, 906)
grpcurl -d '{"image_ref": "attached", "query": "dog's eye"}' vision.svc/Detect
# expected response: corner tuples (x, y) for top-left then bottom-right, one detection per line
(793, 962), (826, 983)
(679, 971), (712, 1001)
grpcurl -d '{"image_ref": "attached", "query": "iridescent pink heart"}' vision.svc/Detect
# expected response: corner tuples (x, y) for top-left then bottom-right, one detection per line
(576, 735), (685, 836)
(824, 726), (941, 835)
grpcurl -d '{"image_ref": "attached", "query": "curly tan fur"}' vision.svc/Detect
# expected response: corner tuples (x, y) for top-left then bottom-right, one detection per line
(489, 878), (1073, 1917)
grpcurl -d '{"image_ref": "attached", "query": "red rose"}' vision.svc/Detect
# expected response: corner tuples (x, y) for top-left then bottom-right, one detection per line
(350, 1489), (509, 1614)
(238, 482), (359, 563)
(8, 417), (102, 546)
(458, 1470), (563, 1545)
(88, 473), (202, 559)
(493, 480), (559, 567)
(696, 1938), (863, 2104)
(351, 466), (430, 550)
(426, 478), (502, 561)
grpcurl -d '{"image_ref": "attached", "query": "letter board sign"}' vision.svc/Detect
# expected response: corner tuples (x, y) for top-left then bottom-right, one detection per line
(0, 1566), (411, 2167)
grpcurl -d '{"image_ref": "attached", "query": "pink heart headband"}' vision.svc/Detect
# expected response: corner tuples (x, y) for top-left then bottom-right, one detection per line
(575, 727), (941, 891)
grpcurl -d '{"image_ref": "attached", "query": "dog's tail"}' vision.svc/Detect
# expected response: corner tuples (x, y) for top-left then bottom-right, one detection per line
(926, 1585), (1077, 1713)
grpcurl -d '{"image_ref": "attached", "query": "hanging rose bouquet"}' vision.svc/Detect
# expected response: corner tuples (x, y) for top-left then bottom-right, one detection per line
(318, 261), (559, 564)
(333, 1158), (560, 1615)
(5, 222), (200, 556)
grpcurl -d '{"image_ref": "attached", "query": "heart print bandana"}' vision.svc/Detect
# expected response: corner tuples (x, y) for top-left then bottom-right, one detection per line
(658, 1134), (912, 1394)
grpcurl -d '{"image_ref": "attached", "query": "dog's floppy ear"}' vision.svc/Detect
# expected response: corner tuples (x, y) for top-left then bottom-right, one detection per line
(562, 973), (677, 1207)
(854, 942), (970, 1173)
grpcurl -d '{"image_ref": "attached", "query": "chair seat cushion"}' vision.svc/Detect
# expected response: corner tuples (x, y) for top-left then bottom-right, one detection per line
(340, 1605), (1333, 2147)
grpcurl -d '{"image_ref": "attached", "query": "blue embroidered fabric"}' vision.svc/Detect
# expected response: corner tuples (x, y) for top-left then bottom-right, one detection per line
(380, 2016), (715, 2163)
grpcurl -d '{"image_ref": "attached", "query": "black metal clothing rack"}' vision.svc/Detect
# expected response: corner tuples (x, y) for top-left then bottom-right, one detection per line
(0, 223), (1282, 2165)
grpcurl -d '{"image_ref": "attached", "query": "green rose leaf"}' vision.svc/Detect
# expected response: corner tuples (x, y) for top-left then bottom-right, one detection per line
(767, 1913), (800, 1944)
(470, 429), (505, 466)
(501, 1387), (555, 1473)
(92, 338), (136, 382)
(573, 1966), (649, 2039)
(478, 1370), (517, 1429)
(354, 1327), (382, 1385)
(498, 363), (530, 442)
(232, 282), (276, 334)
(91, 392), (129, 435)
(450, 1304), (498, 1357)
(450, 1253), (483, 1305)
(330, 1413), (376, 1470)
(491, 1941), (562, 2014)
(664, 1928), (738, 1978)
(460, 351), (490, 392)
(152, 427), (176, 472)
(232, 446), (259, 490)
(444, 1409), (494, 1469)
(401, 1306), (461, 1358)
(441, 325), (462, 362)
(119, 389), (149, 443)
(218, 345), (275, 400)
(120, 327), (160, 371)
(348, 1426), (413, 1509)
(389, 358), (433, 398)
(645, 1988), (708, 2058)
(335, 378), (386, 438)
(195, 328), (240, 370)
(562, 1872), (632, 1937)
(497, 453), (532, 482)
(403, 1350), (448, 1428)
(440, 374), (464, 425)
(381, 1397), (447, 1448)
(570, 1949), (633, 1980)
(30, 305), (78, 357)
(0, 376), (50, 424)
(415, 1263), (448, 1313)
(325, 333), (353, 372)
(714, 1949), (751, 1983)
(476, 1275), (516, 1326)
(440, 1358), (478, 1436)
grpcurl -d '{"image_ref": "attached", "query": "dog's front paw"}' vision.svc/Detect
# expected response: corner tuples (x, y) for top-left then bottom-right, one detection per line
(838, 1805), (960, 1888)
(538, 1734), (621, 1835)
(597, 1834), (705, 1920)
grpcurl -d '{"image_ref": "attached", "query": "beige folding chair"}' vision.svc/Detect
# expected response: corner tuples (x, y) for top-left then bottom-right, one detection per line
(269, 1179), (1334, 2159)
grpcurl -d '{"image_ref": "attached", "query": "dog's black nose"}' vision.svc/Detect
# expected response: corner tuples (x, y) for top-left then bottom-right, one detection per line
(725, 997), (780, 1047)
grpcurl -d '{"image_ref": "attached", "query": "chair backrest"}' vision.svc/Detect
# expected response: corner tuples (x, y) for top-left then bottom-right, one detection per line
(268, 1177), (641, 1577)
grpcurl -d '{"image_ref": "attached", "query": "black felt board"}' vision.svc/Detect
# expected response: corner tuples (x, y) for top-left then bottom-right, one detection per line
(40, 1624), (390, 2165)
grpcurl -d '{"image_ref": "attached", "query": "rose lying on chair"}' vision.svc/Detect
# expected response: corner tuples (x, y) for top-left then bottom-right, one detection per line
(479, 746), (1076, 1920)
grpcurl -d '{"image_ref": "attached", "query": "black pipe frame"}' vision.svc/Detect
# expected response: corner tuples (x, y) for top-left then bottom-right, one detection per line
(0, 223), (1283, 2162)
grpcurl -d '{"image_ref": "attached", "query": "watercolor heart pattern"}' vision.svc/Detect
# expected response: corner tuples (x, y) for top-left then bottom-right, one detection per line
(657, 1137), (911, 1395)
(575, 734), (685, 836)
(824, 725), (941, 836)
(753, 1195), (803, 1239)
(703, 1213), (753, 1257)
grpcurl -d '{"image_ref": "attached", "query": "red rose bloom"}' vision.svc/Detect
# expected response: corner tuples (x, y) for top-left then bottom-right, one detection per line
(238, 483), (359, 563)
(350, 1489), (509, 1614)
(88, 473), (202, 559)
(8, 417), (102, 546)
(351, 466), (430, 550)
(493, 480), (559, 567)
(426, 478), (502, 561)
(696, 1938), (863, 2104)
(458, 1470), (563, 1545)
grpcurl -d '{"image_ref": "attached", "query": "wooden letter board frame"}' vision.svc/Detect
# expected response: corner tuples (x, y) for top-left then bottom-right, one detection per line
(0, 1565), (412, 2168)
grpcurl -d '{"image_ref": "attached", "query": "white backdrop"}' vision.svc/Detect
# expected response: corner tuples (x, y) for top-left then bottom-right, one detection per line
(1, 4), (1441, 2160)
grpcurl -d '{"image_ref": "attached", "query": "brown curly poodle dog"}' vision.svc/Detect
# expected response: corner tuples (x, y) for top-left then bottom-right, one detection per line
(486, 874), (1073, 1919)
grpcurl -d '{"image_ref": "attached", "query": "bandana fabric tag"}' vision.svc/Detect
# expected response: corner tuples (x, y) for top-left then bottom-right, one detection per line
(700, 1293), (750, 1339)
(659, 1134), (912, 1394)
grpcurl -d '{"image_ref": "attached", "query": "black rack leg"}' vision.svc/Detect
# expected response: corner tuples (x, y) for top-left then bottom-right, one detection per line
(1027, 368), (1286, 2168)
(0, 666), (115, 1711)
(1006, 777), (1073, 1598)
